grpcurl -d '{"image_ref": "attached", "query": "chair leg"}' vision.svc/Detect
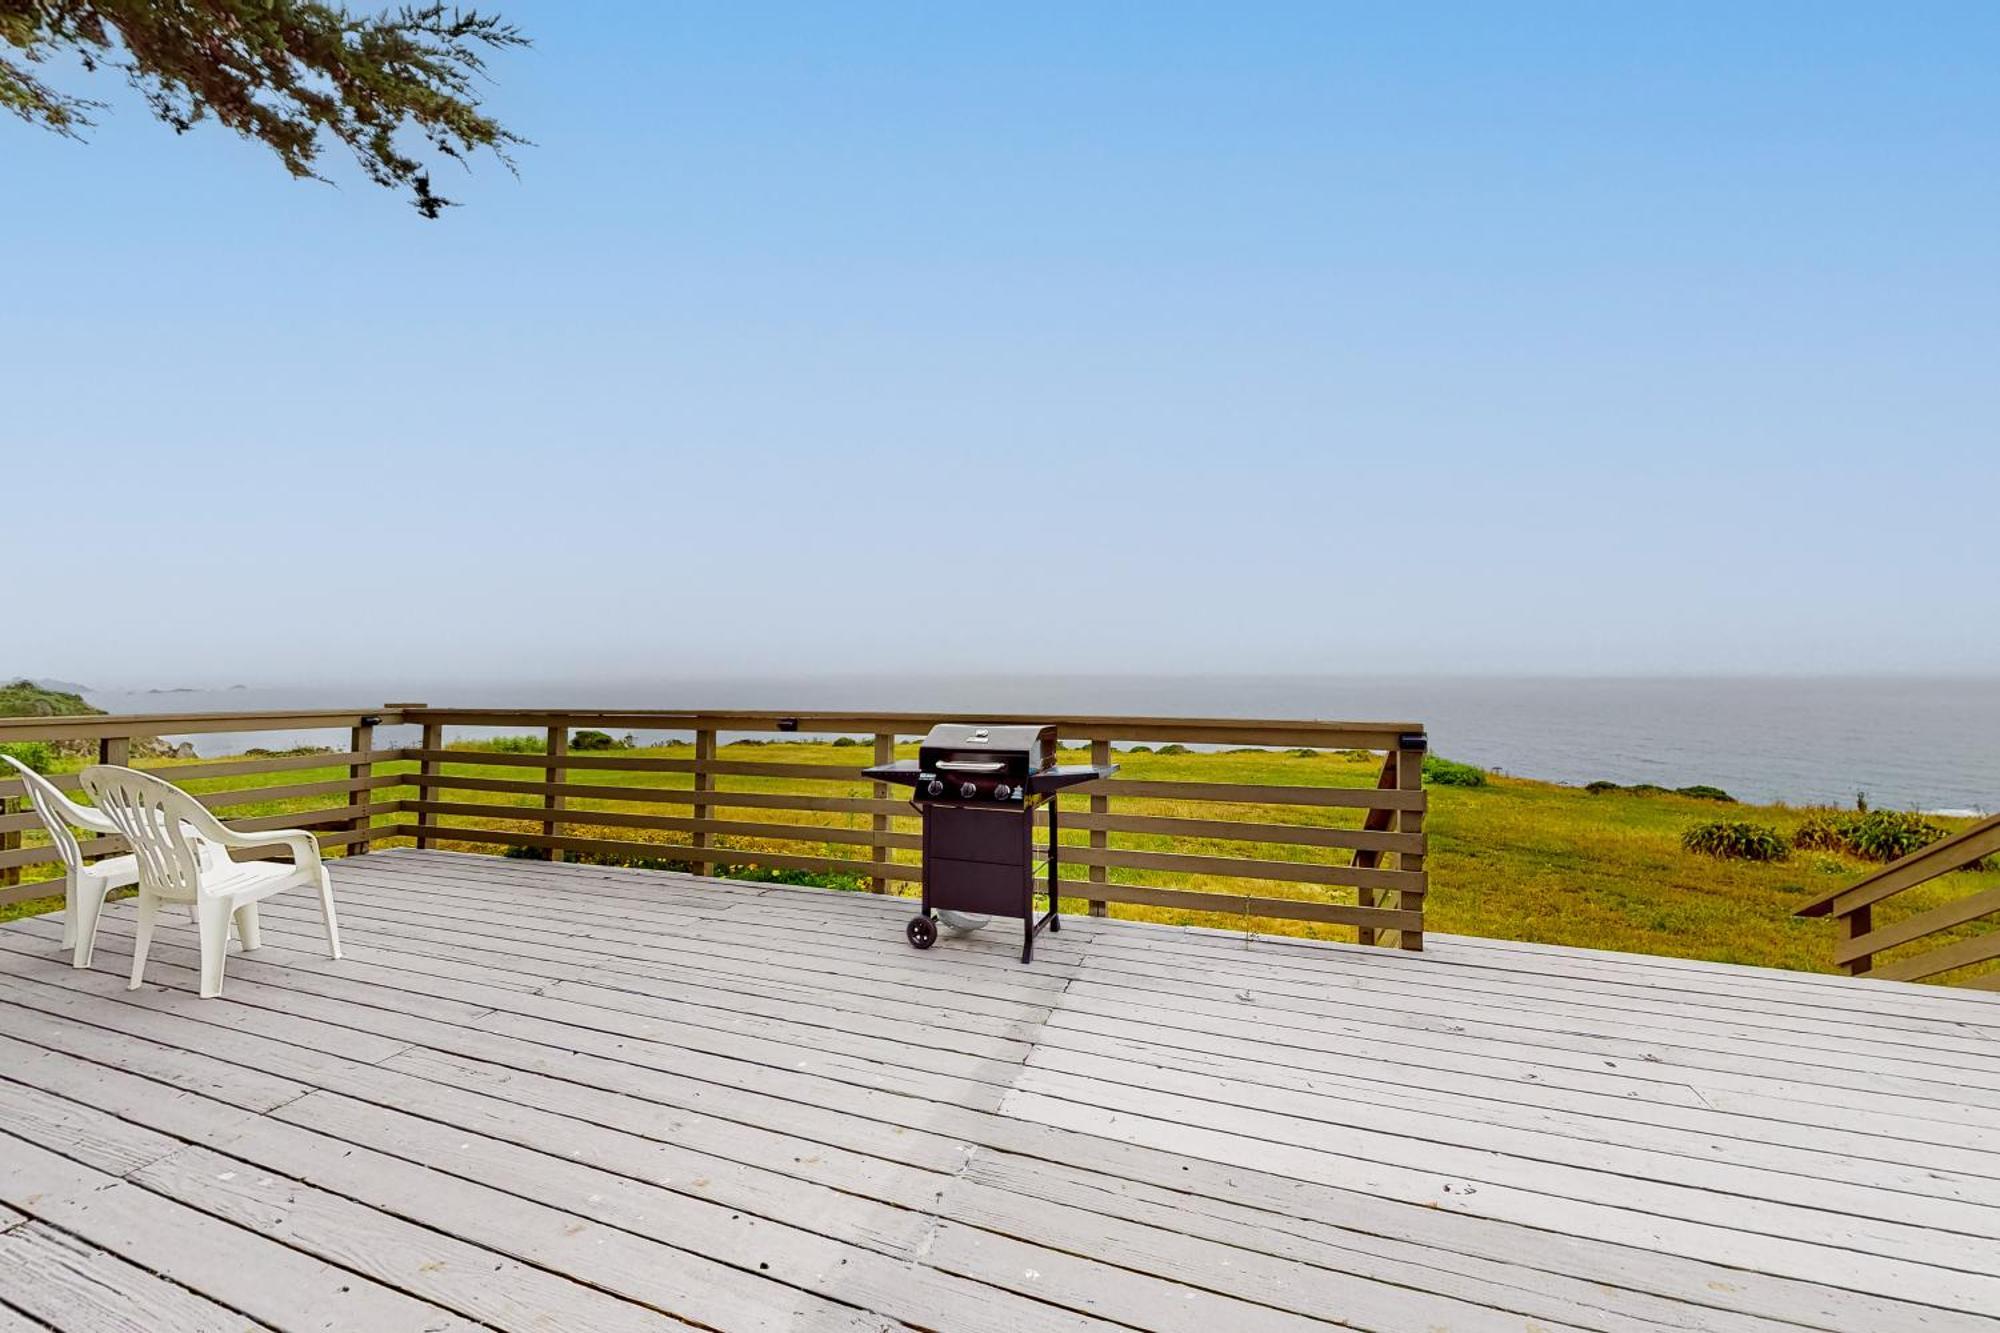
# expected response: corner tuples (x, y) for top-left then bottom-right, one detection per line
(128, 892), (159, 991)
(60, 871), (77, 952)
(315, 868), (342, 960)
(72, 879), (111, 970)
(233, 902), (262, 952)
(196, 898), (232, 999)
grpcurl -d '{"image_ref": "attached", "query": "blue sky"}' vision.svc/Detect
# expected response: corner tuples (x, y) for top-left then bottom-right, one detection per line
(3, 2), (1996, 687)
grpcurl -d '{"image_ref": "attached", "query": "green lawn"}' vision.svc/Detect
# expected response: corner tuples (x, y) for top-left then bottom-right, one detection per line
(6, 741), (1994, 983)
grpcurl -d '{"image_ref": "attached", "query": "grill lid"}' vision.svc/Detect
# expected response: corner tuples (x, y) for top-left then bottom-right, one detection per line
(919, 724), (1051, 755)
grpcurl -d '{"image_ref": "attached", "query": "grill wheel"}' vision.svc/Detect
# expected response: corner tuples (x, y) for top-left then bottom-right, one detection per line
(906, 914), (938, 950)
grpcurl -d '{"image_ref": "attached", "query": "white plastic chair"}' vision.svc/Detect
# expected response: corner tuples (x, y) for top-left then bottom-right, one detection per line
(80, 765), (342, 998)
(2, 753), (142, 967)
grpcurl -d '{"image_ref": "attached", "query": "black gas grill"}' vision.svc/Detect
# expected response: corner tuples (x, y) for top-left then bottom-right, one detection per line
(865, 724), (1116, 963)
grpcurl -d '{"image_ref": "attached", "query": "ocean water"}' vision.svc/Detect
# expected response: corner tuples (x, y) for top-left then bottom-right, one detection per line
(73, 675), (2000, 814)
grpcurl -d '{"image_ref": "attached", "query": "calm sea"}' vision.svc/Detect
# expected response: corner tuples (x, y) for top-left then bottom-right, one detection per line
(76, 675), (2000, 815)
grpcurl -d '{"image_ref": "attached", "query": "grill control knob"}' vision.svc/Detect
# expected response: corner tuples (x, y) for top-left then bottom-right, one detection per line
(992, 784), (1012, 801)
(960, 781), (979, 800)
(926, 778), (944, 797)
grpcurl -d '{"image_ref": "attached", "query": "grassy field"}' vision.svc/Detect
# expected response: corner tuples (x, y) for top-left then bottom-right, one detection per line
(5, 740), (1995, 982)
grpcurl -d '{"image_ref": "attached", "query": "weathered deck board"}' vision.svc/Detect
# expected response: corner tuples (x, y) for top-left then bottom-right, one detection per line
(0, 849), (1996, 1332)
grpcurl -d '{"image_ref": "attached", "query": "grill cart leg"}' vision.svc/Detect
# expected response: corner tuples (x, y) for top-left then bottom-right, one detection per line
(1048, 796), (1061, 933)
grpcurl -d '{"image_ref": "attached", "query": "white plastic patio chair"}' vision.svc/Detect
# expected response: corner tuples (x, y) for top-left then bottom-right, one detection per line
(80, 765), (342, 998)
(1, 752), (144, 967)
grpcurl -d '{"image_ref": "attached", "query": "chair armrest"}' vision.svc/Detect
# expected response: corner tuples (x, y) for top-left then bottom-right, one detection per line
(204, 824), (324, 870)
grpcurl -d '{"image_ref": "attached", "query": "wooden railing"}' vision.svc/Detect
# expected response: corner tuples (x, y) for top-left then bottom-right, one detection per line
(0, 706), (416, 905)
(0, 703), (1431, 949)
(1796, 812), (2000, 986)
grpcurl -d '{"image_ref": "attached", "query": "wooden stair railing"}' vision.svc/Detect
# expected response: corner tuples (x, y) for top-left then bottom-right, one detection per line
(1796, 811), (2000, 986)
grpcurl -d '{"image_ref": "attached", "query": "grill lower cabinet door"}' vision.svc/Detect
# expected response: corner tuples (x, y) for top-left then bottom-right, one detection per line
(926, 858), (1031, 917)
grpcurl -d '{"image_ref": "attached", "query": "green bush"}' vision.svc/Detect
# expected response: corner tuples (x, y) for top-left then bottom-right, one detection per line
(1155, 744), (1191, 756)
(0, 741), (56, 774)
(1421, 755), (1488, 788)
(1789, 809), (1949, 863)
(1673, 785), (1735, 803)
(830, 736), (860, 747)
(1681, 820), (1790, 862)
(724, 865), (868, 892)
(1790, 811), (1849, 853)
(1584, 780), (1621, 795)
(1840, 810), (1948, 863)
(1125, 745), (1153, 754)
(569, 730), (617, 751)
(481, 735), (546, 754)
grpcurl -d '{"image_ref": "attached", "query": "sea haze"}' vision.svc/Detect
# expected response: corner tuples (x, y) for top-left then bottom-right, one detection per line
(72, 675), (2000, 815)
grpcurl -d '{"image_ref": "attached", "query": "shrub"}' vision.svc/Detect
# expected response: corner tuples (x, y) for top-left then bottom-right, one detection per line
(1789, 809), (1950, 863)
(1790, 811), (1849, 853)
(1155, 744), (1191, 756)
(1125, 745), (1153, 754)
(1422, 755), (1488, 788)
(1584, 780), (1622, 794)
(724, 865), (868, 892)
(1681, 820), (1790, 862)
(483, 735), (546, 754)
(0, 741), (56, 774)
(1841, 810), (1948, 863)
(1674, 785), (1735, 803)
(569, 730), (617, 751)
(830, 736), (860, 747)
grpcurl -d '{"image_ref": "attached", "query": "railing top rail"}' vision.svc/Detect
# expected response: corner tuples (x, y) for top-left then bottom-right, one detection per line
(0, 706), (413, 742)
(399, 707), (1428, 749)
(1795, 810), (2000, 919)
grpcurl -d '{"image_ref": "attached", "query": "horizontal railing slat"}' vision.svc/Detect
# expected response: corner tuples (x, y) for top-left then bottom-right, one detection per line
(406, 771), (909, 817)
(1058, 810), (1423, 854)
(402, 748), (879, 783)
(405, 799), (925, 852)
(416, 824), (926, 883)
(1086, 776), (1425, 811)
(0, 749), (408, 801)
(0, 802), (407, 872)
(1052, 843), (1424, 892)
(1868, 930), (2000, 984)
(399, 708), (1423, 750)
(1835, 884), (2000, 965)
(0, 708), (411, 742)
(1055, 879), (1423, 932)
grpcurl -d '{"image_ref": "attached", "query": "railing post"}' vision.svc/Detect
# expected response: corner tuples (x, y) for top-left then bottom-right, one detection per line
(1838, 904), (1874, 976)
(99, 735), (130, 767)
(870, 733), (894, 893)
(691, 727), (716, 875)
(347, 717), (376, 855)
(0, 789), (17, 889)
(544, 724), (569, 862)
(1352, 751), (1398, 947)
(415, 720), (443, 849)
(1088, 738), (1110, 917)
(1395, 740), (1426, 951)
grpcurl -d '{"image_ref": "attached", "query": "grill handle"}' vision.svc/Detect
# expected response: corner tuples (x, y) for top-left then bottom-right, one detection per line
(934, 760), (1008, 774)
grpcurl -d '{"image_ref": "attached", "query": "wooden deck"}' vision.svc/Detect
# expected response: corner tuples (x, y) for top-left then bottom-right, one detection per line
(0, 851), (1997, 1331)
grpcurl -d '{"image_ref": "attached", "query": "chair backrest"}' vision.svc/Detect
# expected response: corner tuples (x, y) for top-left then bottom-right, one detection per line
(80, 766), (224, 902)
(1, 752), (89, 872)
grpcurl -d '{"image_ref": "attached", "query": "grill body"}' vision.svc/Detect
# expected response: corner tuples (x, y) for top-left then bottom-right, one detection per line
(864, 723), (1115, 963)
